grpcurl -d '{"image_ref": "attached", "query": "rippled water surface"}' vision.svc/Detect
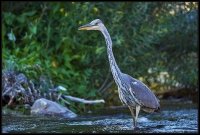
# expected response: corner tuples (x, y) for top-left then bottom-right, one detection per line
(2, 100), (198, 133)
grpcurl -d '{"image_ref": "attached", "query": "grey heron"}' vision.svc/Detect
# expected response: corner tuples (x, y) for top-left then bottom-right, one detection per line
(78, 19), (160, 128)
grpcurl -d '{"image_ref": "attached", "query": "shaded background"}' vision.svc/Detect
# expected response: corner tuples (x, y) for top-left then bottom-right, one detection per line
(2, 2), (198, 113)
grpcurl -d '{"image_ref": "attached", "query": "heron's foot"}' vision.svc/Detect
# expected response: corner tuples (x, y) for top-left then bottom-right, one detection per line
(133, 119), (137, 128)
(132, 119), (140, 130)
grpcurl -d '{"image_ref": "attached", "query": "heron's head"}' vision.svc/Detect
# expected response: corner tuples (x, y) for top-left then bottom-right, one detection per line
(78, 19), (103, 31)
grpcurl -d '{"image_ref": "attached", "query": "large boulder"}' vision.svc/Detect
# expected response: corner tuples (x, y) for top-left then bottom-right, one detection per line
(31, 98), (77, 118)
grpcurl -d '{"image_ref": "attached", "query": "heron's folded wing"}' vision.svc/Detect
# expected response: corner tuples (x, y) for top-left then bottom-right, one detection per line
(123, 74), (160, 109)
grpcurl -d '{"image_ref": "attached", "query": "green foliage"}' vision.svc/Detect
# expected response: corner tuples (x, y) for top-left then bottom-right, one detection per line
(2, 2), (198, 112)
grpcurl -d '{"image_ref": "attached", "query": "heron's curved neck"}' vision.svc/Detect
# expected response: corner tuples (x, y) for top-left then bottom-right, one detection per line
(100, 26), (122, 85)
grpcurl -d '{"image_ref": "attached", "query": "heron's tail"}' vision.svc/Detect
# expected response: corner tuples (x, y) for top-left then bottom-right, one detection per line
(154, 106), (161, 113)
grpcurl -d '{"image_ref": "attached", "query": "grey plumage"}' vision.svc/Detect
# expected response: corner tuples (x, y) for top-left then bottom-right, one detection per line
(122, 73), (160, 110)
(79, 19), (160, 128)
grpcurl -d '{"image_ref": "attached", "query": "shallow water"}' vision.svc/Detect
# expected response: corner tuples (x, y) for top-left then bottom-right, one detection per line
(2, 100), (198, 133)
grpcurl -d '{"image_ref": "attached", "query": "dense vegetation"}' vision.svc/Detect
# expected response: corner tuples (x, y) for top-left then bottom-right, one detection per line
(2, 2), (198, 112)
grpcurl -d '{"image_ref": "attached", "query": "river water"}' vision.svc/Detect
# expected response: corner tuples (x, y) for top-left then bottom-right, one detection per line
(2, 100), (198, 133)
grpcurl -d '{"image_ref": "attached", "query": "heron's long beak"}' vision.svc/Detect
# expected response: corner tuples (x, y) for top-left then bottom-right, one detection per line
(78, 23), (97, 30)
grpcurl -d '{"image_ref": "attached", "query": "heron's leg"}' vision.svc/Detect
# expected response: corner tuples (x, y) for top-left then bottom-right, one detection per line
(135, 105), (141, 127)
(128, 106), (136, 127)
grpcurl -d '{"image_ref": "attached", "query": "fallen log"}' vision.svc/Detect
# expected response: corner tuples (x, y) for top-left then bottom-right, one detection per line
(63, 95), (105, 104)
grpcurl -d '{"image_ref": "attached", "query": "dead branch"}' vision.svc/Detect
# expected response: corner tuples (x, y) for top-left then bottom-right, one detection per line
(63, 95), (105, 104)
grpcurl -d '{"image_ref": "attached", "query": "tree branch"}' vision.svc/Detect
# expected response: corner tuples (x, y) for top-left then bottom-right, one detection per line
(98, 71), (111, 93)
(63, 95), (105, 104)
(101, 81), (114, 94)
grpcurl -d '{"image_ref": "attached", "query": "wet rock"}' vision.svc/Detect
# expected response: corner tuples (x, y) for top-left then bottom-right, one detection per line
(31, 98), (77, 118)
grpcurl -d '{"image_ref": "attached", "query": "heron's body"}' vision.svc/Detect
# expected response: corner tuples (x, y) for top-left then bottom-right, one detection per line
(79, 19), (160, 128)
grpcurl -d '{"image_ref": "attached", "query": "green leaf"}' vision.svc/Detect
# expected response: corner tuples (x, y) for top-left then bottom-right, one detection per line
(95, 47), (104, 55)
